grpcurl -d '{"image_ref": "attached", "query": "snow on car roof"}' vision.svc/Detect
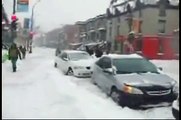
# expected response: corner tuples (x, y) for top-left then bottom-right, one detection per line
(103, 54), (143, 59)
(63, 50), (88, 54)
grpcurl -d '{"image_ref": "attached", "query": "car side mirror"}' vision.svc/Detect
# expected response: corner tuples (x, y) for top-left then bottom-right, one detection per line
(103, 68), (114, 74)
(158, 67), (163, 71)
(63, 57), (68, 61)
(112, 66), (117, 75)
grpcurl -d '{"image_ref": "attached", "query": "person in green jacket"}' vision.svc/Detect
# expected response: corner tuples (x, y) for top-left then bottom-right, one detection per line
(8, 43), (22, 72)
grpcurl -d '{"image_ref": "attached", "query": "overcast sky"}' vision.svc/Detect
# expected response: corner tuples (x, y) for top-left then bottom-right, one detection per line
(3, 0), (110, 32)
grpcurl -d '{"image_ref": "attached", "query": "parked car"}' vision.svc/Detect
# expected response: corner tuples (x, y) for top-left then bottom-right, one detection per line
(91, 54), (179, 108)
(54, 50), (94, 77)
(172, 96), (179, 119)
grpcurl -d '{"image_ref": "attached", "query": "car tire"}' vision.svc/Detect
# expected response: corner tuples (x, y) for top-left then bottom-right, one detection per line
(54, 62), (57, 68)
(110, 88), (124, 106)
(66, 68), (74, 76)
(91, 77), (97, 85)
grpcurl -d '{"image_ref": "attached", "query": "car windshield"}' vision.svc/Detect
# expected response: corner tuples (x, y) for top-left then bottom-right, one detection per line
(113, 58), (158, 74)
(69, 52), (91, 61)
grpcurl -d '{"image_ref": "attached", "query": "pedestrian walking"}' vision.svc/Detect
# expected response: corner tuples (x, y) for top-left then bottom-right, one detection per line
(55, 47), (61, 56)
(123, 40), (134, 54)
(95, 45), (103, 58)
(21, 46), (26, 59)
(8, 43), (22, 72)
(85, 46), (94, 56)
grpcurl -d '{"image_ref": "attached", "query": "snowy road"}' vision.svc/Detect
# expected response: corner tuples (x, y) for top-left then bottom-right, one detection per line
(2, 47), (179, 119)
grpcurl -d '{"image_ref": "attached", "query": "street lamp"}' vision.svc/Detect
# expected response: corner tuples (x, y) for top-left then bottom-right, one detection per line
(29, 0), (41, 53)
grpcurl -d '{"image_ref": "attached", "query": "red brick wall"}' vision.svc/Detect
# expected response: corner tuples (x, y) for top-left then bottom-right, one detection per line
(63, 25), (80, 44)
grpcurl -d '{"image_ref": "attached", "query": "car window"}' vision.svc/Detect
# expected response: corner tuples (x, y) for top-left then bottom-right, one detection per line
(68, 52), (91, 61)
(61, 52), (68, 59)
(58, 53), (62, 58)
(96, 57), (112, 69)
(96, 58), (104, 68)
(113, 58), (158, 74)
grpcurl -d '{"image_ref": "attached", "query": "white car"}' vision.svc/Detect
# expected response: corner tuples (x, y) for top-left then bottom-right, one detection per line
(54, 50), (94, 77)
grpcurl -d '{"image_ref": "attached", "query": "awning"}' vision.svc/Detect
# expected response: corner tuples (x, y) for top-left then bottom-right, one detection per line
(98, 27), (106, 31)
(89, 30), (95, 33)
(69, 42), (82, 46)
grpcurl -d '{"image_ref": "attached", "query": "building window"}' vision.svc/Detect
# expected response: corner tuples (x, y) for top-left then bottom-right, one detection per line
(117, 25), (120, 35)
(109, 27), (112, 37)
(159, 4), (166, 17)
(109, 20), (112, 25)
(158, 20), (166, 33)
(114, 40), (118, 51)
(117, 17), (120, 23)
(138, 21), (143, 33)
(97, 33), (99, 40)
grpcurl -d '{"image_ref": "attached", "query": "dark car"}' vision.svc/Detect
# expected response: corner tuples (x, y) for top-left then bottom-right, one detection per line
(91, 54), (179, 108)
(172, 96), (179, 119)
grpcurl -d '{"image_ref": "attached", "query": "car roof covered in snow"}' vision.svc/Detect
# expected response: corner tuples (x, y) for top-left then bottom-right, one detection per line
(102, 54), (143, 59)
(63, 50), (88, 54)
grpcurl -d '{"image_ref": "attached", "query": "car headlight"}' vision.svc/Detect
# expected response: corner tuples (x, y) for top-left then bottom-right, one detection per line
(172, 82), (179, 94)
(123, 85), (143, 94)
(74, 66), (84, 69)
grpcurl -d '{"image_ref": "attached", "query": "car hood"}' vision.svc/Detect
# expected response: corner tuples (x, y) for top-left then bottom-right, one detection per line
(115, 73), (175, 87)
(71, 59), (95, 67)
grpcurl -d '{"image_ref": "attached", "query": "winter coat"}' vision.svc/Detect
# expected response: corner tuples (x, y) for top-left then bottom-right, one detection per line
(85, 46), (94, 56)
(9, 44), (21, 59)
(55, 48), (61, 56)
(123, 41), (134, 54)
(95, 48), (103, 58)
(20, 47), (26, 54)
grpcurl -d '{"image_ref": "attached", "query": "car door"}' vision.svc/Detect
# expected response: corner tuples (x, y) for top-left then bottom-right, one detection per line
(59, 52), (69, 73)
(93, 58), (104, 86)
(99, 57), (113, 93)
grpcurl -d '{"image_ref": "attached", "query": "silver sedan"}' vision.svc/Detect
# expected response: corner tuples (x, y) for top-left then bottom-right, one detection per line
(91, 54), (179, 108)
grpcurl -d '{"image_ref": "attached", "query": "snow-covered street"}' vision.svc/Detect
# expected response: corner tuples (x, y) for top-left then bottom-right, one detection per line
(2, 47), (179, 119)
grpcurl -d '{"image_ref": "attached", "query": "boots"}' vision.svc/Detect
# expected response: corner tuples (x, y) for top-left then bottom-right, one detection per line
(13, 67), (16, 72)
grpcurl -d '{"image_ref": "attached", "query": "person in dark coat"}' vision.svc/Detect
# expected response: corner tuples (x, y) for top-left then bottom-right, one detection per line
(85, 46), (94, 56)
(21, 46), (26, 59)
(19, 45), (26, 59)
(95, 45), (103, 58)
(8, 43), (22, 72)
(55, 47), (61, 56)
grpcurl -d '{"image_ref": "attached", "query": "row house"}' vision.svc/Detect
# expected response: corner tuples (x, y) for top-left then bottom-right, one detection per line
(58, 25), (80, 49)
(106, 0), (179, 57)
(75, 21), (87, 43)
(75, 14), (107, 45)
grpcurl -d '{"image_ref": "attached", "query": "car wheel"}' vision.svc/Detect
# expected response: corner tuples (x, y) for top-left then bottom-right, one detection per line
(91, 77), (97, 85)
(110, 88), (123, 106)
(66, 68), (74, 76)
(54, 62), (57, 68)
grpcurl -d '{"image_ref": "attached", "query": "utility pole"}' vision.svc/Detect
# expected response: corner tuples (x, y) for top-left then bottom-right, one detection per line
(13, 0), (16, 14)
(11, 0), (16, 43)
(29, 0), (41, 53)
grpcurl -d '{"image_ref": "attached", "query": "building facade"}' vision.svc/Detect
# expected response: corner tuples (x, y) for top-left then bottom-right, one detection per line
(2, 4), (11, 45)
(74, 14), (107, 45)
(106, 0), (179, 53)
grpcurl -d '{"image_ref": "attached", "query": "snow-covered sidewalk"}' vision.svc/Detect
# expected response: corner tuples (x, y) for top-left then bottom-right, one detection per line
(2, 47), (179, 119)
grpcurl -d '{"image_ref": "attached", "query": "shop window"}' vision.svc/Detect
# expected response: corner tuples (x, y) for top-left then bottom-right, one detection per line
(158, 20), (166, 33)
